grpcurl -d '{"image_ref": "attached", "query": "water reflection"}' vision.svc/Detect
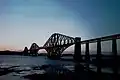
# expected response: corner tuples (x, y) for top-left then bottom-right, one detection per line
(0, 55), (74, 80)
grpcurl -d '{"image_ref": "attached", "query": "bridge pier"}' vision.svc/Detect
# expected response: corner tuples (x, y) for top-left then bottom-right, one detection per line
(112, 37), (118, 76)
(96, 39), (102, 73)
(73, 37), (82, 62)
(23, 47), (28, 55)
(47, 48), (61, 59)
(29, 50), (38, 56)
(85, 42), (90, 69)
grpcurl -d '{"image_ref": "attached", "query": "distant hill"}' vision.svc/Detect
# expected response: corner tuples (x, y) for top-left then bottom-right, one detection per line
(0, 51), (23, 55)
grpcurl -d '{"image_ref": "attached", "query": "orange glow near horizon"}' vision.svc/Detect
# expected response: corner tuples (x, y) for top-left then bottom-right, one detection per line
(0, 45), (22, 51)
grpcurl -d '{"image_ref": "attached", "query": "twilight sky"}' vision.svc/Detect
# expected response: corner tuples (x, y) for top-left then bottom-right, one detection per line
(0, 0), (120, 51)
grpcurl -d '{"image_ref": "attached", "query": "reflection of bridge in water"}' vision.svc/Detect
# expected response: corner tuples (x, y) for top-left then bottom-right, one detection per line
(23, 33), (120, 74)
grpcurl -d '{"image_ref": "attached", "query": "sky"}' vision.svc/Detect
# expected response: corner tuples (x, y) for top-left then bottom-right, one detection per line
(0, 0), (120, 51)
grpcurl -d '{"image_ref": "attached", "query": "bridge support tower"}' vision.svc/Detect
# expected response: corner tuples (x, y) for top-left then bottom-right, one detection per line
(74, 37), (82, 62)
(29, 50), (38, 56)
(23, 47), (28, 55)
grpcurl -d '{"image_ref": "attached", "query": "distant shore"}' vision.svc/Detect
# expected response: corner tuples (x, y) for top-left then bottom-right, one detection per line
(0, 51), (120, 57)
(0, 51), (74, 56)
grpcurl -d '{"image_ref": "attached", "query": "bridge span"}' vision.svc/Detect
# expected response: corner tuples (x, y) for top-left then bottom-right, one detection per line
(24, 33), (77, 59)
(23, 33), (120, 61)
(23, 33), (120, 75)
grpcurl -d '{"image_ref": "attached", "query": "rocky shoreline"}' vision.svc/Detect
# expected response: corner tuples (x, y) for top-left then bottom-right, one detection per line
(0, 64), (120, 80)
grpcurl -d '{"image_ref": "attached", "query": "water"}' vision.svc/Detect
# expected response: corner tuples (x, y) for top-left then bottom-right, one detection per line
(0, 55), (74, 66)
(0, 55), (74, 80)
(0, 55), (119, 80)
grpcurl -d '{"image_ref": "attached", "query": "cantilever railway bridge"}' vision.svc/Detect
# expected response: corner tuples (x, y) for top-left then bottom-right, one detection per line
(23, 33), (120, 60)
(23, 33), (120, 74)
(24, 33), (76, 57)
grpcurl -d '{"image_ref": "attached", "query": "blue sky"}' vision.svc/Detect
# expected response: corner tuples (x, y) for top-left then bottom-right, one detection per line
(0, 0), (120, 51)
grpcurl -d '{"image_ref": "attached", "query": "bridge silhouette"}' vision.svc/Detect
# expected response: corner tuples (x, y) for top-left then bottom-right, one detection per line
(24, 33), (77, 59)
(23, 33), (120, 74)
(23, 33), (120, 60)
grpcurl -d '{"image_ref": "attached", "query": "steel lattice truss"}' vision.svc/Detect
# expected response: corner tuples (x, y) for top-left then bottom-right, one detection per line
(29, 33), (75, 55)
(43, 33), (75, 56)
(29, 43), (40, 53)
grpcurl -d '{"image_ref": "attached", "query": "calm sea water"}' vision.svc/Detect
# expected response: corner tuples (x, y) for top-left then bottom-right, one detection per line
(0, 55), (74, 80)
(0, 55), (74, 66)
(0, 55), (119, 80)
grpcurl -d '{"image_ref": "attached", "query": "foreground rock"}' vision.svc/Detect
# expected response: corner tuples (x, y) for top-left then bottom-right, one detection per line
(0, 64), (120, 80)
(23, 65), (73, 80)
(0, 65), (19, 76)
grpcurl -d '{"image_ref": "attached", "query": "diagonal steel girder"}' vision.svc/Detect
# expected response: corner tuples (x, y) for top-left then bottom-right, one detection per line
(29, 43), (40, 54)
(29, 33), (75, 55)
(43, 33), (75, 56)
